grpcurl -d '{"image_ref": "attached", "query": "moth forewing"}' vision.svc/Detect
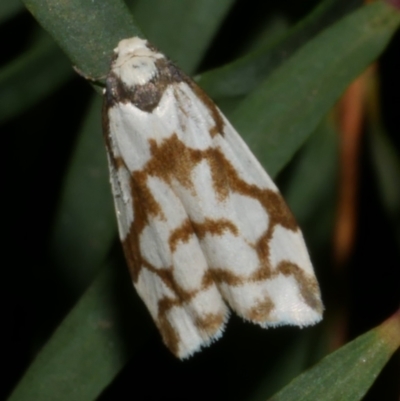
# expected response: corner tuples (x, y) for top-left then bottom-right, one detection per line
(103, 36), (323, 359)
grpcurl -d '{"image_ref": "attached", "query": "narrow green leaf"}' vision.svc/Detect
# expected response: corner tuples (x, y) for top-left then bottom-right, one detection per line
(283, 116), (338, 226)
(130, 0), (235, 74)
(232, 1), (400, 177)
(269, 311), (400, 401)
(0, 32), (72, 122)
(7, 261), (152, 401)
(197, 0), (360, 102)
(49, 96), (116, 297)
(22, 0), (141, 80)
(277, 117), (339, 259)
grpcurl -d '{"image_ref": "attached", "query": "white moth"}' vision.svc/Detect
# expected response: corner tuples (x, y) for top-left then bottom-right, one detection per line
(103, 36), (323, 359)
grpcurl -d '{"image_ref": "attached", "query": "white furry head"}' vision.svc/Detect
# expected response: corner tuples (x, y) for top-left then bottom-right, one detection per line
(111, 37), (164, 87)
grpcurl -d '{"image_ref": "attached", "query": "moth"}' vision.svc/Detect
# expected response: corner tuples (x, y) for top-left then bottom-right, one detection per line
(102, 36), (323, 359)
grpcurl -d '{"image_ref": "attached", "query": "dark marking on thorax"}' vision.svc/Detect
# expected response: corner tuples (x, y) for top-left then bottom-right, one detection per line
(105, 58), (186, 112)
(105, 52), (226, 137)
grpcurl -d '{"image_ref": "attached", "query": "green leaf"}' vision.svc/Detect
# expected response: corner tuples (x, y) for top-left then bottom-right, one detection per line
(283, 115), (339, 226)
(231, 1), (400, 177)
(7, 261), (152, 401)
(0, 31), (72, 122)
(197, 0), (360, 102)
(22, 0), (141, 80)
(130, 0), (235, 74)
(48, 96), (116, 298)
(268, 311), (400, 401)
(273, 115), (339, 254)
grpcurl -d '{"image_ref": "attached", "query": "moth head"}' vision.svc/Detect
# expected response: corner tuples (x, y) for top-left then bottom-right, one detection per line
(114, 37), (149, 57)
(111, 36), (164, 87)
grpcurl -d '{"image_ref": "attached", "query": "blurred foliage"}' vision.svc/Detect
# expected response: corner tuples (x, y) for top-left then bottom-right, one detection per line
(2, 0), (399, 400)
